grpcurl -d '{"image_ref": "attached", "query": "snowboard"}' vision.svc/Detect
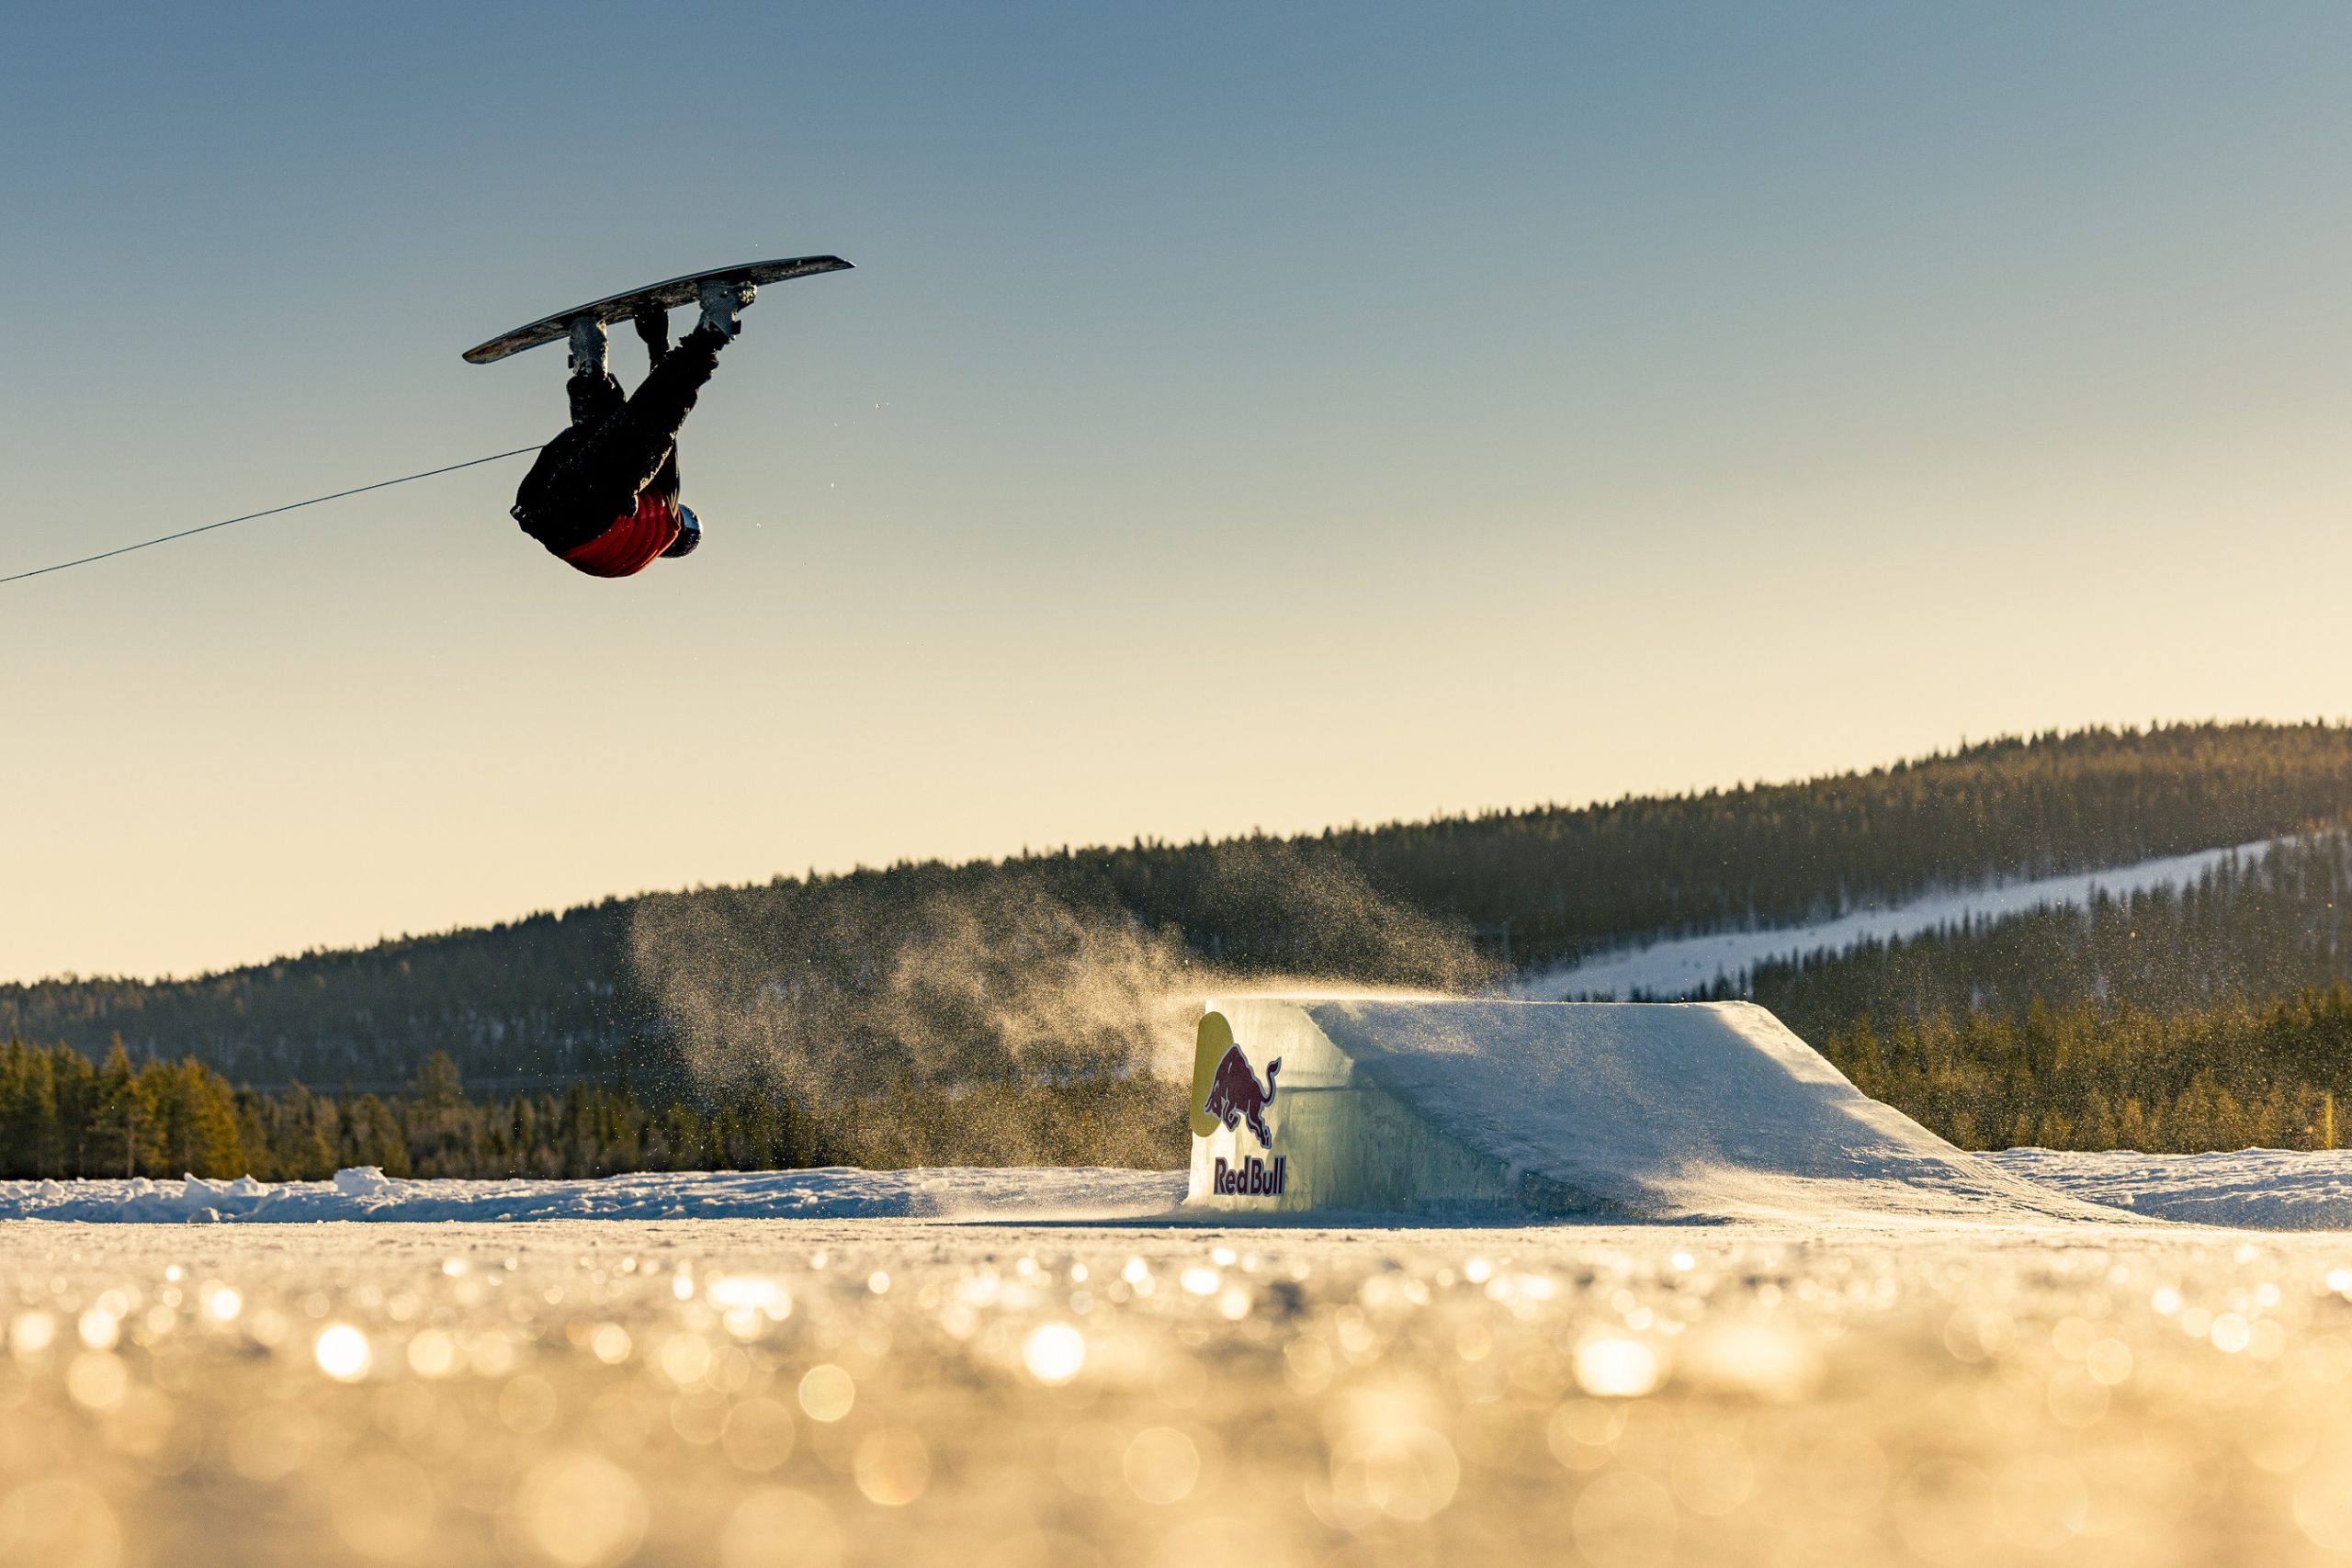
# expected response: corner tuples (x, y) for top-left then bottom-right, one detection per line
(461, 255), (854, 365)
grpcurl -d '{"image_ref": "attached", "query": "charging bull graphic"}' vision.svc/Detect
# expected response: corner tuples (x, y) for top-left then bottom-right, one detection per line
(1202, 1044), (1282, 1149)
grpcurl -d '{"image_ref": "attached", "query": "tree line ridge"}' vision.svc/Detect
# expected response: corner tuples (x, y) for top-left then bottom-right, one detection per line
(6, 719), (2352, 1168)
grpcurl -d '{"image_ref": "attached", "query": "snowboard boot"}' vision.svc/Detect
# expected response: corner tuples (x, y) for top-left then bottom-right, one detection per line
(696, 276), (757, 342)
(661, 505), (703, 558)
(566, 313), (609, 376)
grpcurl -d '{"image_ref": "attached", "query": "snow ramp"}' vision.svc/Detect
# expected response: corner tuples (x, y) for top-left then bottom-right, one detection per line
(1185, 997), (2124, 1224)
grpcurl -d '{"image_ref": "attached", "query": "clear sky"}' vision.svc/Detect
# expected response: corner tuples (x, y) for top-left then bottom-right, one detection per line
(6, 2), (2352, 983)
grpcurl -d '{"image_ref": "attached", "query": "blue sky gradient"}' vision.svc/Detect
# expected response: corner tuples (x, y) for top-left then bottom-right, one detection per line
(6, 4), (2352, 978)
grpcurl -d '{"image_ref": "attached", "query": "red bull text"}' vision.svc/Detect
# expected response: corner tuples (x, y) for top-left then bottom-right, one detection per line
(1210, 1154), (1288, 1197)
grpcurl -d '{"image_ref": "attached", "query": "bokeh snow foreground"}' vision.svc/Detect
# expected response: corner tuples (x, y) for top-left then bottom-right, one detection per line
(10, 1218), (2352, 1566)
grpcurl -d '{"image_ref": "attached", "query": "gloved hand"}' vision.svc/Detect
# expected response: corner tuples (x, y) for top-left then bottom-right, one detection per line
(634, 308), (672, 364)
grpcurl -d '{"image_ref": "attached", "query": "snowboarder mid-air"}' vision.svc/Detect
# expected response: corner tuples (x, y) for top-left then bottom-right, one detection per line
(507, 276), (758, 578)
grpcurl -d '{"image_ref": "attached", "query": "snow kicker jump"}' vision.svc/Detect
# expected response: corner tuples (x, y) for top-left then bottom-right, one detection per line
(1185, 997), (2127, 1224)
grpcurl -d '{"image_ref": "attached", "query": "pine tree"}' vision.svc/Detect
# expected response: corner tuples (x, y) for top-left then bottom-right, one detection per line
(270, 1084), (337, 1180)
(148, 1059), (245, 1178)
(89, 1040), (149, 1178)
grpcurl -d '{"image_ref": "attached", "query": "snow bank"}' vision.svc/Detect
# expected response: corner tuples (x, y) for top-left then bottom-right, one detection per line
(1513, 839), (2273, 1001)
(1986, 1148), (2352, 1230)
(0, 1167), (1185, 1224)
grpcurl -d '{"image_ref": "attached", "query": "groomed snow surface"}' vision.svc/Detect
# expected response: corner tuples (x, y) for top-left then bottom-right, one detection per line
(1512, 838), (2274, 1001)
(1984, 1148), (2352, 1231)
(10, 1148), (2352, 1229)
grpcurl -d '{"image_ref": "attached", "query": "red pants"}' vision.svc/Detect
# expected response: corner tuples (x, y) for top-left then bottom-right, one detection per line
(559, 491), (683, 578)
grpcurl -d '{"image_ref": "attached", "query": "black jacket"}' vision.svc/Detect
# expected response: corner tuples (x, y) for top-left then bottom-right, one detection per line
(511, 325), (725, 553)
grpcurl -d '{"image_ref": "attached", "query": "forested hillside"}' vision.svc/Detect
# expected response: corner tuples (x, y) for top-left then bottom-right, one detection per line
(1819, 990), (2352, 1156)
(0, 1042), (1182, 1182)
(6, 721), (2352, 1096)
(0, 904), (637, 1089)
(1749, 830), (2352, 1042)
(1744, 830), (2352, 1153)
(1310, 720), (2352, 962)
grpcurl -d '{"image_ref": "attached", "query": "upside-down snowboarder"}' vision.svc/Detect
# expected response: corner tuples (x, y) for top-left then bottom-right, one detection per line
(505, 276), (756, 578)
(464, 255), (851, 578)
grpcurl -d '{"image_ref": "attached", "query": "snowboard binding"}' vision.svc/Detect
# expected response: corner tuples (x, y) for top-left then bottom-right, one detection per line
(696, 276), (756, 341)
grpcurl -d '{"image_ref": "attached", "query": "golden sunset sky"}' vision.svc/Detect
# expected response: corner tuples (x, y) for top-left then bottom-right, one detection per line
(6, 4), (2351, 980)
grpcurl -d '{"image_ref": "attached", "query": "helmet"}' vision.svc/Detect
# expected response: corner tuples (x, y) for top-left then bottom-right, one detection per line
(661, 505), (703, 559)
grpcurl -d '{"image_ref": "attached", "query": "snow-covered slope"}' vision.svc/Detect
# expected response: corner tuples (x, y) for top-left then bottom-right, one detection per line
(1511, 838), (2272, 1000)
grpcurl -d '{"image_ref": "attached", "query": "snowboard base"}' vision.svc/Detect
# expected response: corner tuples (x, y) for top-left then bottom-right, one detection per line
(462, 255), (853, 366)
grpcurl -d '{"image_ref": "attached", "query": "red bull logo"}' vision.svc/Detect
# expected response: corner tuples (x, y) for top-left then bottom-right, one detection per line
(1189, 1011), (1294, 1202)
(1201, 1043), (1281, 1149)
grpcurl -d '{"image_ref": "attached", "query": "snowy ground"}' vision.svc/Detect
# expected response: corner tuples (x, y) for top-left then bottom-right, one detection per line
(16, 1145), (2352, 1230)
(0, 1166), (1186, 1225)
(1512, 838), (2273, 1000)
(1984, 1149), (2352, 1231)
(10, 1164), (2352, 1565)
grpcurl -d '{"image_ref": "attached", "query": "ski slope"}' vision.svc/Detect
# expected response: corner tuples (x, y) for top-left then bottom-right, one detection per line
(1510, 837), (2274, 1000)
